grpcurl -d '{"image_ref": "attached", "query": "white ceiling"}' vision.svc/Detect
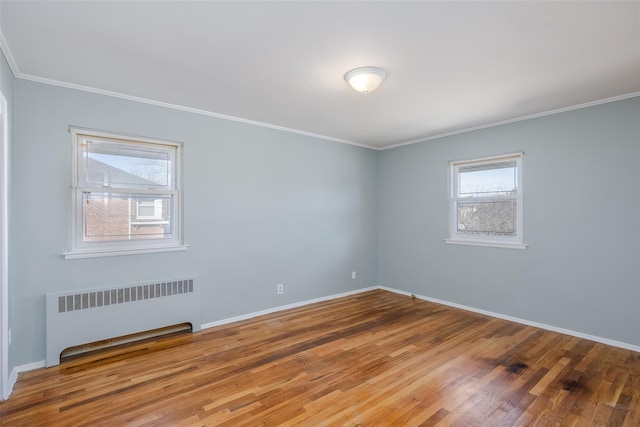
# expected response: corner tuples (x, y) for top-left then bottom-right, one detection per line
(1, 1), (639, 149)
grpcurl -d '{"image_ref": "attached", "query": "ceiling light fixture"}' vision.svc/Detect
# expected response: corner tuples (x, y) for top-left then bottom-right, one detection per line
(344, 67), (386, 94)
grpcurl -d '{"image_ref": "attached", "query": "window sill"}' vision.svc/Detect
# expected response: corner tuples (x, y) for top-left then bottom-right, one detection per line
(63, 244), (189, 260)
(444, 239), (527, 250)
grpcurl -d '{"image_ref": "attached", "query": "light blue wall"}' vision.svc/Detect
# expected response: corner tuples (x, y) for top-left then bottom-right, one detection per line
(10, 80), (379, 367)
(379, 97), (640, 346)
(7, 71), (639, 370)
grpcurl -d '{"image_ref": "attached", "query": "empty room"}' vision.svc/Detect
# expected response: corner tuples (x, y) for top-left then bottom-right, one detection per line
(0, 1), (639, 426)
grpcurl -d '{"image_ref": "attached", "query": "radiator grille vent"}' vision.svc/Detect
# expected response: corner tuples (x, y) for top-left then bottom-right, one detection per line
(58, 279), (194, 313)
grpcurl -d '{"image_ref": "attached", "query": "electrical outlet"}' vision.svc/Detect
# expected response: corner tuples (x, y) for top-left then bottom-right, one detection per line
(352, 271), (357, 279)
(277, 284), (284, 295)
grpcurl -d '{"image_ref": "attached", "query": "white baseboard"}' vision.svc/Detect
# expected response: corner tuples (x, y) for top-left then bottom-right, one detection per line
(6, 360), (45, 398)
(5, 286), (379, 399)
(379, 286), (640, 353)
(5, 284), (638, 400)
(201, 287), (378, 330)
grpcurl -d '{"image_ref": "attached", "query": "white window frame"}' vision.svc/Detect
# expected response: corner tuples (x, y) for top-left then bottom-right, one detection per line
(64, 127), (187, 259)
(445, 152), (527, 250)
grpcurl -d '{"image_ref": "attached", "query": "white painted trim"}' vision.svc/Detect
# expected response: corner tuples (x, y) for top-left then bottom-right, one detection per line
(68, 125), (184, 148)
(3, 287), (377, 397)
(5, 285), (639, 399)
(444, 239), (528, 250)
(16, 73), (639, 153)
(0, 25), (373, 150)
(379, 286), (640, 353)
(2, 26), (637, 152)
(2, 27), (639, 152)
(201, 287), (377, 330)
(6, 360), (46, 398)
(15, 72), (378, 151)
(448, 151), (524, 166)
(202, 285), (640, 354)
(6, 288), (380, 392)
(0, 30), (20, 78)
(63, 244), (189, 260)
(381, 92), (640, 151)
(7, 367), (16, 398)
(0, 91), (7, 401)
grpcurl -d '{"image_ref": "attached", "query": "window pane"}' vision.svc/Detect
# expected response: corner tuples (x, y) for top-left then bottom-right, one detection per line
(137, 202), (156, 218)
(136, 197), (164, 219)
(459, 160), (517, 197)
(83, 193), (173, 242)
(82, 139), (173, 189)
(457, 200), (516, 236)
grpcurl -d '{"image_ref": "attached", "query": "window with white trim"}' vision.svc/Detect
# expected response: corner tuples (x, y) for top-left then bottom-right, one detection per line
(65, 128), (186, 259)
(446, 153), (526, 249)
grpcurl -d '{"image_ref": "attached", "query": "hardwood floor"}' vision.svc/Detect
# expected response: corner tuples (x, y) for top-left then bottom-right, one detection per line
(1, 289), (639, 426)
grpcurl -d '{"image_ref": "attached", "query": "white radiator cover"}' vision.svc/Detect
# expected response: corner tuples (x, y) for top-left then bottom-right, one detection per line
(45, 278), (201, 367)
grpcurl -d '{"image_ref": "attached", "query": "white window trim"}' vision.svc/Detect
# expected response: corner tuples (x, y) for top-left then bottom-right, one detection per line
(446, 152), (527, 250)
(1, 91), (9, 400)
(64, 127), (186, 260)
(63, 245), (189, 260)
(444, 239), (527, 250)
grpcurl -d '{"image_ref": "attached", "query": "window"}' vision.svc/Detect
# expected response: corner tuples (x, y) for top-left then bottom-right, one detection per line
(65, 128), (186, 259)
(446, 153), (526, 249)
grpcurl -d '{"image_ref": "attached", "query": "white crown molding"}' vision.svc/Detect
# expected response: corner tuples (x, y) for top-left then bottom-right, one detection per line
(0, 29), (19, 78)
(2, 26), (637, 153)
(19, 72), (378, 151)
(14, 74), (379, 153)
(0, 27), (377, 151)
(382, 91), (640, 151)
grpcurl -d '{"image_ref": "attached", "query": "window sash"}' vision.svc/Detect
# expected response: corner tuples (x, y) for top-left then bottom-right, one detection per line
(81, 192), (174, 243)
(455, 158), (519, 198)
(455, 198), (517, 236)
(449, 153), (523, 245)
(77, 135), (176, 190)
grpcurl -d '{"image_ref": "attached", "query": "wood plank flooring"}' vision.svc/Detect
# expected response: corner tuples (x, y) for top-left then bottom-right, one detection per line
(1, 289), (639, 426)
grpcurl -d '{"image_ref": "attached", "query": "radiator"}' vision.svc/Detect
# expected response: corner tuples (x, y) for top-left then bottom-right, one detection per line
(45, 278), (201, 367)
